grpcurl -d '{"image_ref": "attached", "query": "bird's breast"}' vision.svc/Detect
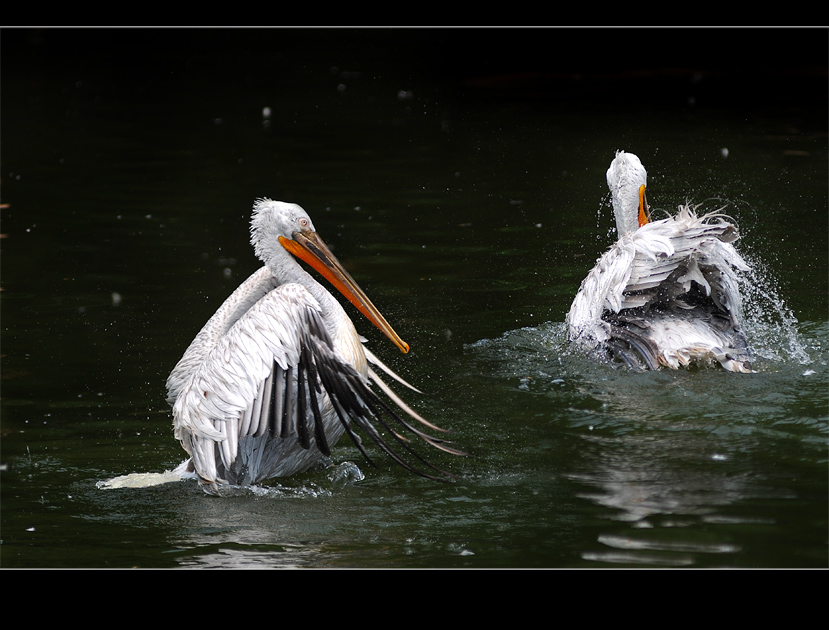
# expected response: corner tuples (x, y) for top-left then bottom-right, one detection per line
(330, 316), (368, 377)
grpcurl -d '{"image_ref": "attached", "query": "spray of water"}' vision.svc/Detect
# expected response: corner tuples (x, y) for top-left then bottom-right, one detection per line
(737, 252), (812, 366)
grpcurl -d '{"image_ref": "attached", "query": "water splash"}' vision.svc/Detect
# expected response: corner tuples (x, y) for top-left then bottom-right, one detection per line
(737, 252), (812, 366)
(97, 459), (365, 496)
(97, 459), (196, 489)
(97, 469), (189, 490)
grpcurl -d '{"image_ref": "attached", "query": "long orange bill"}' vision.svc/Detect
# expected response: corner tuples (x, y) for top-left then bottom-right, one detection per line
(279, 230), (410, 353)
(638, 184), (651, 227)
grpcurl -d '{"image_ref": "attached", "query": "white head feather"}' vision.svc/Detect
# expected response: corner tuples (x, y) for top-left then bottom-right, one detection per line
(250, 198), (316, 269)
(606, 151), (648, 238)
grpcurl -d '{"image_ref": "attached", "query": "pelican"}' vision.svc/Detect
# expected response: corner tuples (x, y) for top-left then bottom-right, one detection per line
(566, 151), (753, 372)
(166, 199), (463, 495)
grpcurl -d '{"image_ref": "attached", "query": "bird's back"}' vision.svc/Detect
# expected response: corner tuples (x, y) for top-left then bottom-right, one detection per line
(568, 205), (752, 372)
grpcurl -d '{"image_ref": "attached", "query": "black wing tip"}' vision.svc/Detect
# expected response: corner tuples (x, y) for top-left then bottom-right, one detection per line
(294, 309), (465, 483)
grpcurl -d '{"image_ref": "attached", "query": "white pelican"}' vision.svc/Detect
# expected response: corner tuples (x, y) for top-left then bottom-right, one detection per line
(566, 151), (753, 372)
(166, 199), (463, 495)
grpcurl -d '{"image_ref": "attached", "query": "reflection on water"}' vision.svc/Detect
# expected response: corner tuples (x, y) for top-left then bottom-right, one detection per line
(467, 306), (826, 566)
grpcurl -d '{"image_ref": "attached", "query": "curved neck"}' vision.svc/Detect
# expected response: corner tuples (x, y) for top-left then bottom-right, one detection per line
(266, 247), (347, 324)
(613, 194), (640, 238)
(607, 152), (647, 239)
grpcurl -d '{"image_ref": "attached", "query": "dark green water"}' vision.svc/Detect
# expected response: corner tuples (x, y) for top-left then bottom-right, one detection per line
(1, 28), (827, 568)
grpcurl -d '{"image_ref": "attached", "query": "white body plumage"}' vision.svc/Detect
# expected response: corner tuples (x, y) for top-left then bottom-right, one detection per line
(167, 199), (460, 494)
(566, 152), (752, 372)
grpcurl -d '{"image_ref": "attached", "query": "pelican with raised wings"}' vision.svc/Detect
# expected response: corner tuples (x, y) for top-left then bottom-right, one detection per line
(166, 199), (463, 495)
(566, 151), (753, 372)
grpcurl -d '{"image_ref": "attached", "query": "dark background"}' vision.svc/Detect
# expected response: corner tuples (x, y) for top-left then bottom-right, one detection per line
(3, 27), (825, 107)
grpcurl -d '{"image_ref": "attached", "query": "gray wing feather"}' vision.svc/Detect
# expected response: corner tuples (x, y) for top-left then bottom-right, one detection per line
(169, 277), (460, 489)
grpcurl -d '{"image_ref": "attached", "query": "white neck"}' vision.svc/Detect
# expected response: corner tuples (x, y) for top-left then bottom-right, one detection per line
(606, 151), (647, 238)
(612, 191), (641, 238)
(265, 246), (345, 320)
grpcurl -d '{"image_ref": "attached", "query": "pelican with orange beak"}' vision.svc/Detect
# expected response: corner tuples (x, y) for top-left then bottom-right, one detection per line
(166, 199), (462, 494)
(566, 151), (753, 372)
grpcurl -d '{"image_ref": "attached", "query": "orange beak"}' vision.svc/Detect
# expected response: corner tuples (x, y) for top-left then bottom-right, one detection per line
(638, 184), (651, 227)
(279, 230), (410, 353)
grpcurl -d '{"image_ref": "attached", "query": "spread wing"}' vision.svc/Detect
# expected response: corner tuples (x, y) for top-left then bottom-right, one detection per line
(168, 279), (461, 491)
(567, 205), (749, 349)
